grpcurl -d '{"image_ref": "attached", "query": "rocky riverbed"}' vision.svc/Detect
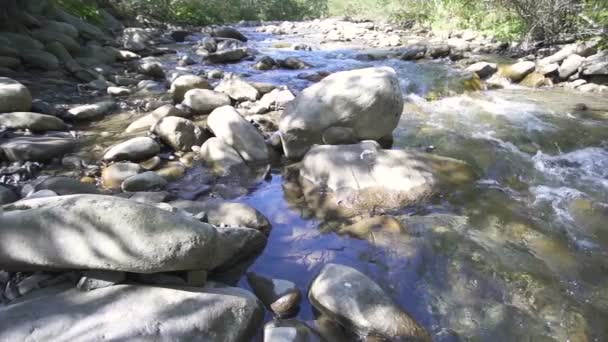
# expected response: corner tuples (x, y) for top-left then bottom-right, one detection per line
(1, 3), (608, 341)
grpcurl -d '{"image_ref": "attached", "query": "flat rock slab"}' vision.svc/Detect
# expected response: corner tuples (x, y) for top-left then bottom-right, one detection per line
(0, 194), (266, 273)
(0, 283), (263, 342)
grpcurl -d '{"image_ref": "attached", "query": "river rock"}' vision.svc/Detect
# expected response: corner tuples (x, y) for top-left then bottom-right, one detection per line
(29, 176), (99, 196)
(259, 88), (295, 109)
(66, 101), (115, 121)
(247, 272), (301, 317)
(138, 61), (165, 79)
(170, 75), (211, 103)
(558, 54), (585, 80)
(217, 38), (247, 51)
(0, 57), (20, 69)
(170, 199), (271, 234)
(123, 27), (151, 51)
(20, 50), (60, 70)
(0, 283), (264, 341)
(107, 86), (132, 96)
(206, 48), (248, 63)
(0, 194), (266, 273)
(279, 67), (403, 159)
(101, 162), (143, 190)
(0, 78), (32, 113)
(278, 57), (311, 70)
(207, 106), (269, 163)
(400, 45), (427, 60)
(0, 185), (17, 205)
(103, 137), (160, 162)
(215, 77), (260, 102)
(156, 161), (187, 181)
(0, 112), (67, 131)
(501, 61), (536, 82)
(77, 270), (126, 291)
(309, 263), (431, 341)
(0, 136), (76, 162)
(254, 56), (277, 70)
(121, 171), (168, 192)
(153, 116), (207, 152)
(466, 62), (498, 79)
(182, 89), (232, 114)
(264, 320), (323, 342)
(520, 72), (548, 88)
(126, 104), (187, 133)
(212, 27), (248, 42)
(298, 141), (476, 216)
(199, 137), (246, 175)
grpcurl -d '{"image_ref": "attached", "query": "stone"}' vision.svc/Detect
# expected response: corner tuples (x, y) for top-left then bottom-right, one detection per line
(215, 77), (260, 102)
(254, 56), (277, 70)
(0, 136), (76, 162)
(259, 88), (295, 109)
(251, 82), (277, 95)
(299, 141), (476, 216)
(0, 283), (264, 341)
(199, 37), (218, 53)
(0, 195), (267, 273)
(156, 161), (187, 181)
(217, 38), (247, 51)
(501, 61), (536, 82)
(30, 29), (80, 54)
(428, 44), (451, 58)
(278, 57), (311, 70)
(279, 67), (403, 159)
(170, 75), (211, 103)
(0, 57), (20, 69)
(107, 86), (132, 96)
(101, 162), (143, 190)
(103, 137), (160, 162)
(138, 61), (165, 79)
(400, 45), (427, 60)
(309, 263), (431, 341)
(0, 112), (67, 131)
(247, 272), (301, 317)
(206, 48), (248, 63)
(0, 33), (44, 51)
(322, 126), (356, 145)
(126, 105), (187, 133)
(539, 63), (559, 76)
(171, 30), (191, 42)
(559, 54), (585, 80)
(20, 50), (60, 70)
(207, 106), (269, 163)
(264, 320), (323, 342)
(170, 200), (271, 234)
(0, 77), (32, 113)
(182, 89), (232, 114)
(211, 27), (248, 42)
(123, 27), (151, 51)
(577, 83), (600, 92)
(124, 191), (170, 204)
(466, 62), (498, 79)
(520, 72), (548, 88)
(199, 137), (246, 175)
(140, 156), (162, 170)
(121, 171), (168, 192)
(154, 116), (207, 152)
(30, 176), (99, 196)
(137, 80), (167, 95)
(66, 101), (115, 121)
(0, 185), (17, 205)
(185, 270), (208, 286)
(77, 270), (126, 291)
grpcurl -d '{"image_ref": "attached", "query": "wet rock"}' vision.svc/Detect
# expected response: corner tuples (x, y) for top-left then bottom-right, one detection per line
(0, 194), (266, 273)
(466, 62), (498, 79)
(154, 116), (207, 152)
(278, 57), (311, 70)
(30, 176), (99, 196)
(66, 101), (115, 121)
(182, 89), (232, 114)
(137, 80), (167, 95)
(0, 112), (67, 131)
(107, 86), (132, 96)
(208, 106), (269, 163)
(501, 61), (536, 82)
(126, 104), (187, 133)
(207, 69), (224, 79)
(138, 61), (165, 79)
(199, 137), (246, 175)
(25, 190), (58, 200)
(559, 54), (585, 80)
(217, 38), (247, 51)
(279, 67), (403, 159)
(0, 283), (264, 341)
(170, 30), (191, 42)
(247, 272), (301, 317)
(121, 171), (168, 192)
(428, 44), (451, 58)
(0, 57), (20, 69)
(0, 136), (76, 162)
(258, 88), (295, 110)
(264, 320), (323, 342)
(170, 200), (271, 234)
(103, 137), (160, 162)
(101, 162), (143, 190)
(539, 41), (598, 65)
(178, 55), (196, 66)
(20, 50), (60, 70)
(156, 161), (187, 181)
(212, 27), (248, 42)
(251, 82), (277, 95)
(123, 191), (170, 204)
(520, 72), (548, 88)
(0, 77), (32, 113)
(309, 263), (430, 341)
(215, 77), (260, 102)
(254, 56), (277, 70)
(77, 270), (126, 291)
(123, 27), (151, 51)
(170, 75), (211, 103)
(539, 63), (559, 76)
(199, 37), (218, 53)
(399, 45), (427, 60)
(139, 156), (162, 170)
(0, 185), (18, 205)
(322, 126), (356, 145)
(206, 48), (248, 63)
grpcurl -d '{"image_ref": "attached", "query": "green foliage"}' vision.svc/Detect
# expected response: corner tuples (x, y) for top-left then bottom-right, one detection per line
(56, 0), (103, 24)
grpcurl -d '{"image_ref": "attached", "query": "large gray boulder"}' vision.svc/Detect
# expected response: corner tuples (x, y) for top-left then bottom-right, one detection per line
(206, 48), (248, 63)
(279, 67), (403, 159)
(211, 27), (248, 42)
(199, 137), (246, 175)
(182, 89), (232, 114)
(558, 54), (585, 80)
(0, 195), (267, 273)
(170, 75), (211, 103)
(0, 283), (264, 342)
(298, 141), (476, 216)
(0, 78), (32, 113)
(207, 106), (269, 163)
(0, 136), (76, 162)
(103, 137), (160, 162)
(0, 112), (67, 131)
(126, 105), (187, 133)
(215, 77), (260, 102)
(501, 61), (536, 82)
(153, 116), (207, 152)
(309, 263), (430, 341)
(123, 27), (151, 51)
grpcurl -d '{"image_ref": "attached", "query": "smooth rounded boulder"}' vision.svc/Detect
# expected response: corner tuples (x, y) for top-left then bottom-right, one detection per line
(309, 263), (431, 341)
(279, 67), (403, 159)
(199, 137), (246, 176)
(0, 136), (76, 162)
(211, 27), (248, 42)
(126, 104), (187, 133)
(170, 75), (211, 103)
(103, 137), (160, 162)
(0, 112), (67, 131)
(182, 89), (232, 114)
(153, 116), (207, 152)
(0, 194), (267, 273)
(0, 77), (32, 113)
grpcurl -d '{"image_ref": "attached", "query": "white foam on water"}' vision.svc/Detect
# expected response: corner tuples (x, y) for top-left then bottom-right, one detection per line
(532, 148), (608, 189)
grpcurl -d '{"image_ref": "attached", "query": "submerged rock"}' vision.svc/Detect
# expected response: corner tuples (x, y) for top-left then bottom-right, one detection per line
(199, 137), (246, 175)
(309, 263), (430, 341)
(0, 283), (263, 341)
(264, 319), (323, 342)
(0, 194), (266, 273)
(66, 101), (115, 121)
(247, 272), (301, 317)
(279, 67), (403, 159)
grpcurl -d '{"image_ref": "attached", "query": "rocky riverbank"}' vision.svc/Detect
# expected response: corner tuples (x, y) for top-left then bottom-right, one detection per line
(1, 3), (608, 341)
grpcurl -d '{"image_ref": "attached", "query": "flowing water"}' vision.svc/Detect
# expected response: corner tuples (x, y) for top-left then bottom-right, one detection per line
(74, 28), (608, 340)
